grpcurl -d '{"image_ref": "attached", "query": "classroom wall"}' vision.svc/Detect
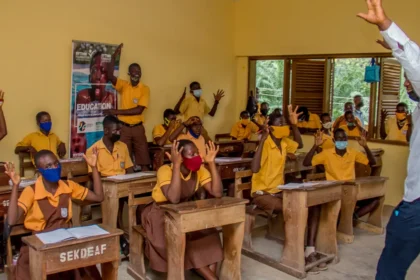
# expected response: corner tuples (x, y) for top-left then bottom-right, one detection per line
(0, 0), (235, 163)
(300, 135), (408, 206)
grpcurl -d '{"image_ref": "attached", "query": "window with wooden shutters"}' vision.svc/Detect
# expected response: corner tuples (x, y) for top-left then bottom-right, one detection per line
(291, 60), (326, 115)
(378, 58), (402, 116)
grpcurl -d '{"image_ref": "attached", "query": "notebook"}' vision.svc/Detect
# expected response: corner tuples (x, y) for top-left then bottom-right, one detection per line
(9, 178), (37, 188)
(215, 157), (244, 163)
(36, 225), (109, 245)
(106, 172), (156, 181)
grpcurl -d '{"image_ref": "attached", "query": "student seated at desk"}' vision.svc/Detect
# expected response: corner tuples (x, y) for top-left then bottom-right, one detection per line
(169, 116), (209, 159)
(140, 140), (223, 280)
(296, 106), (321, 133)
(319, 113), (335, 151)
(252, 102), (270, 127)
(230, 111), (259, 141)
(15, 111), (66, 162)
(152, 109), (179, 146)
(5, 149), (104, 280)
(380, 103), (412, 142)
(333, 102), (363, 129)
(336, 111), (365, 137)
(303, 129), (380, 220)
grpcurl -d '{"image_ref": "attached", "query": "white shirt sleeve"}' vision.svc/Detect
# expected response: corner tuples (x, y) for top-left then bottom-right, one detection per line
(381, 22), (420, 96)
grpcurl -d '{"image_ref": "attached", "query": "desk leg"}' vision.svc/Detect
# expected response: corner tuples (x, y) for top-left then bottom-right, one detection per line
(367, 195), (385, 229)
(102, 182), (119, 228)
(281, 191), (308, 273)
(165, 213), (186, 280)
(316, 200), (341, 263)
(220, 221), (244, 280)
(29, 248), (46, 280)
(337, 185), (357, 244)
(101, 260), (119, 280)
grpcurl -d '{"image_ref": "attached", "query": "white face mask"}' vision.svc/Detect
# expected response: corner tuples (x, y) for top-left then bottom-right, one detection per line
(193, 89), (203, 98)
(322, 122), (333, 129)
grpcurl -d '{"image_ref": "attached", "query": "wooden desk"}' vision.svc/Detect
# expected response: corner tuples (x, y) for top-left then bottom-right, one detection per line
(242, 182), (343, 279)
(149, 145), (171, 171)
(355, 148), (384, 177)
(161, 197), (248, 280)
(284, 152), (313, 174)
(22, 225), (122, 280)
(337, 176), (388, 244)
(101, 174), (156, 229)
(214, 158), (253, 180)
(215, 141), (244, 157)
(60, 158), (88, 182)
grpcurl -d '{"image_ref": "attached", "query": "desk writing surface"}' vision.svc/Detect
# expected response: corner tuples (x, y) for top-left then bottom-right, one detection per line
(102, 172), (157, 183)
(343, 176), (388, 185)
(215, 158), (253, 165)
(161, 197), (248, 214)
(282, 181), (344, 192)
(22, 225), (122, 251)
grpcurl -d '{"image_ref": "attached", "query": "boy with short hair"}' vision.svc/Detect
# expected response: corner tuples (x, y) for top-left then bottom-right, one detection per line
(296, 106), (322, 133)
(320, 113), (335, 150)
(339, 111), (365, 137)
(230, 111), (259, 141)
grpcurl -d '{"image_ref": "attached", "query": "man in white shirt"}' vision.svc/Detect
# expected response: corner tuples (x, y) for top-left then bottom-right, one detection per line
(359, 0), (420, 279)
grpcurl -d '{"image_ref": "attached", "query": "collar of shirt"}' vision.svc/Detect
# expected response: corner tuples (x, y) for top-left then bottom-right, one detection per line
(36, 131), (55, 137)
(96, 138), (120, 155)
(33, 177), (72, 200)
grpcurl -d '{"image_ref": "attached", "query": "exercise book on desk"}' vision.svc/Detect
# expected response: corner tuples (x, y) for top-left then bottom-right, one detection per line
(277, 181), (337, 190)
(9, 177), (37, 188)
(36, 225), (109, 245)
(106, 172), (156, 181)
(215, 157), (244, 163)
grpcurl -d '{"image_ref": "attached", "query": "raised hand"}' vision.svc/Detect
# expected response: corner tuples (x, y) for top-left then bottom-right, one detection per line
(357, 0), (391, 30)
(0, 90), (4, 107)
(314, 130), (325, 147)
(204, 141), (219, 163)
(288, 104), (302, 125)
(358, 130), (368, 147)
(165, 141), (183, 166)
(83, 146), (98, 168)
(381, 109), (388, 121)
(376, 39), (391, 50)
(183, 116), (199, 127)
(214, 90), (225, 102)
(112, 43), (123, 58)
(182, 87), (187, 98)
(168, 119), (177, 130)
(260, 118), (270, 141)
(4, 162), (21, 187)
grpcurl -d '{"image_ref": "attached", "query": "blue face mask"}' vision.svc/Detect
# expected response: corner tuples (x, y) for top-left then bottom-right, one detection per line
(189, 128), (200, 139)
(193, 89), (203, 98)
(408, 91), (420, 102)
(335, 141), (348, 150)
(38, 164), (62, 183)
(40, 121), (52, 133)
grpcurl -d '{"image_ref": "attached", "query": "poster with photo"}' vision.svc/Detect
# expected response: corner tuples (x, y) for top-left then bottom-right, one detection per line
(69, 40), (120, 157)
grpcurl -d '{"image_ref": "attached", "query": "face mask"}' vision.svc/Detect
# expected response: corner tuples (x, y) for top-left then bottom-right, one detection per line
(271, 126), (290, 139)
(189, 128), (200, 139)
(241, 119), (250, 126)
(347, 122), (355, 127)
(164, 118), (170, 126)
(396, 112), (407, 121)
(110, 133), (121, 143)
(260, 109), (268, 116)
(183, 155), (202, 171)
(40, 121), (52, 133)
(322, 122), (333, 129)
(38, 164), (62, 183)
(408, 91), (419, 102)
(130, 75), (140, 83)
(193, 89), (203, 98)
(357, 102), (364, 108)
(335, 141), (348, 150)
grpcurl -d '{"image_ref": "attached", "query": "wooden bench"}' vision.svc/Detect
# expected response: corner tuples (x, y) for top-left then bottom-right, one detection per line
(18, 152), (35, 177)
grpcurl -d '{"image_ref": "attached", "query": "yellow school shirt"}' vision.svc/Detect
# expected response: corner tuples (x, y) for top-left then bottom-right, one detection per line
(152, 124), (177, 145)
(385, 116), (409, 142)
(253, 113), (267, 126)
(340, 125), (362, 137)
(320, 133), (335, 150)
(18, 177), (88, 231)
(230, 121), (259, 140)
(16, 131), (62, 163)
(86, 139), (133, 176)
(179, 94), (211, 121)
(251, 136), (298, 195)
(177, 131), (207, 159)
(297, 113), (322, 130)
(334, 115), (362, 128)
(311, 148), (369, 181)
(152, 165), (212, 202)
(114, 78), (150, 125)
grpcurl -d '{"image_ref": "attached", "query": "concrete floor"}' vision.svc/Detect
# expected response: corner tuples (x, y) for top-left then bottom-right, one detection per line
(3, 206), (420, 280)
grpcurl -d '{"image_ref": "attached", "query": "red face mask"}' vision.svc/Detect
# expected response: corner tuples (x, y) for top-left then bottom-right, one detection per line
(183, 155), (202, 172)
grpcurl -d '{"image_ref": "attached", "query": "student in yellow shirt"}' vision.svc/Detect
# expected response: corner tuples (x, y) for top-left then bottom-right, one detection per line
(105, 44), (151, 171)
(252, 102), (270, 127)
(319, 113), (335, 151)
(230, 111), (259, 141)
(296, 106), (322, 133)
(380, 103), (412, 142)
(5, 149), (104, 280)
(333, 102), (363, 128)
(152, 109), (179, 146)
(338, 111), (365, 137)
(0, 90), (7, 141)
(303, 128), (380, 220)
(15, 111), (66, 161)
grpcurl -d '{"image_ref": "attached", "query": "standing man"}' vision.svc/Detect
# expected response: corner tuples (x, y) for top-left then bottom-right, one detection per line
(105, 44), (151, 171)
(353, 94), (365, 126)
(359, 0), (420, 279)
(0, 90), (7, 141)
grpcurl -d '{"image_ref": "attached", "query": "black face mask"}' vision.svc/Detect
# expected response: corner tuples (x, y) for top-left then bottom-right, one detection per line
(408, 91), (420, 102)
(357, 101), (364, 108)
(261, 109), (268, 116)
(110, 134), (121, 143)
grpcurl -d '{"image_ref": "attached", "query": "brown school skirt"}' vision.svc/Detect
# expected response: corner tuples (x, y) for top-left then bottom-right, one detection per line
(252, 193), (283, 215)
(141, 202), (223, 272)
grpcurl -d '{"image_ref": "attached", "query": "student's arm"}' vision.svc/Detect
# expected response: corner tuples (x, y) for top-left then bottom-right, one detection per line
(107, 44), (123, 86)
(4, 163), (25, 226)
(380, 109), (388, 140)
(201, 142), (222, 198)
(303, 131), (325, 167)
(288, 105), (303, 149)
(358, 131), (376, 166)
(169, 118), (194, 142)
(251, 127), (269, 173)
(208, 90), (225, 117)
(155, 121), (177, 147)
(15, 135), (37, 155)
(82, 148), (104, 202)
(407, 114), (413, 142)
(162, 141), (184, 204)
(57, 140), (66, 158)
(0, 91), (7, 140)
(173, 88), (187, 114)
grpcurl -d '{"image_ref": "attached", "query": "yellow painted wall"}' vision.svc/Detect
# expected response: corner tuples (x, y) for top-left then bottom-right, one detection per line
(0, 0), (235, 163)
(300, 135), (408, 206)
(234, 0), (420, 56)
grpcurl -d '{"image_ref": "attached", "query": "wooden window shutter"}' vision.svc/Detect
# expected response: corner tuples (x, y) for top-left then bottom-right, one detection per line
(379, 58), (402, 116)
(291, 60), (326, 115)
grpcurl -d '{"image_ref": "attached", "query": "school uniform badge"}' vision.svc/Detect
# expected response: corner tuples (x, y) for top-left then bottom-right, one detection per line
(61, 208), (68, 218)
(120, 161), (125, 169)
(133, 98), (138, 104)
